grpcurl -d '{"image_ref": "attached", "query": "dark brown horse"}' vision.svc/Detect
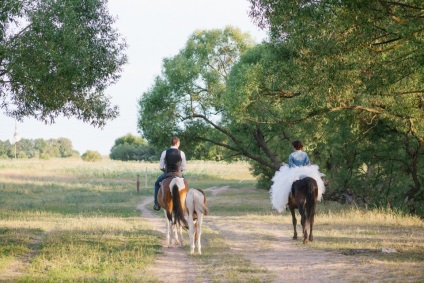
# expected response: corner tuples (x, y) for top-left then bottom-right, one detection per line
(157, 175), (189, 247)
(288, 176), (318, 244)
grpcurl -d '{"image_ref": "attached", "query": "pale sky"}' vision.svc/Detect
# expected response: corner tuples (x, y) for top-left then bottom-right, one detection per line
(0, 0), (267, 155)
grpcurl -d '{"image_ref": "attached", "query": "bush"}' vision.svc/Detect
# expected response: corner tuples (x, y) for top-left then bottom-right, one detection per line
(109, 143), (157, 161)
(81, 150), (102, 162)
(17, 151), (28, 159)
(39, 153), (51, 160)
(109, 134), (158, 161)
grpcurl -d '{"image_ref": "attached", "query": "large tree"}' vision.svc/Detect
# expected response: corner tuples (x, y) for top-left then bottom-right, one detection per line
(248, 0), (424, 213)
(138, 26), (256, 158)
(139, 7), (424, 215)
(1, 0), (127, 127)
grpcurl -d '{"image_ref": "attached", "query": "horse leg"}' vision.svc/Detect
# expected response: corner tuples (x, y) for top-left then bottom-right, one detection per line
(196, 213), (204, 255)
(304, 217), (310, 244)
(188, 213), (195, 254)
(309, 211), (314, 242)
(178, 223), (184, 246)
(289, 207), (297, 240)
(164, 210), (172, 247)
(171, 222), (181, 246)
(298, 205), (308, 244)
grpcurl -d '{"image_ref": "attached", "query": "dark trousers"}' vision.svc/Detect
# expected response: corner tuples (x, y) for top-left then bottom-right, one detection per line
(154, 172), (166, 205)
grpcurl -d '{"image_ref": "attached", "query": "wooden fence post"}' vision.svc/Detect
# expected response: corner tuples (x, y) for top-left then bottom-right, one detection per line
(145, 167), (148, 188)
(137, 174), (140, 193)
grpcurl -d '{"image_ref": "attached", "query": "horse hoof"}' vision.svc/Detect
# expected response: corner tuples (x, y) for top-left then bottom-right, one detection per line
(293, 236), (297, 240)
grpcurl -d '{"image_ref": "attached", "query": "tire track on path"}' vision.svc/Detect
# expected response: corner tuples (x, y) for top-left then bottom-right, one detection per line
(137, 197), (206, 283)
(204, 186), (406, 282)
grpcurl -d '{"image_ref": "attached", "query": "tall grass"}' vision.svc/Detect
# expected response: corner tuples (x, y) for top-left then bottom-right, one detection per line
(0, 157), (255, 281)
(1, 158), (423, 281)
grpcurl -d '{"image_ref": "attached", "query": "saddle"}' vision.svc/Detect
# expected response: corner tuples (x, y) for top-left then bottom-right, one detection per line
(165, 171), (182, 178)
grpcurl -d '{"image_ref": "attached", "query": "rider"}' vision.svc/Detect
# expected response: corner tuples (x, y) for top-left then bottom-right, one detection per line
(153, 136), (186, 211)
(270, 140), (325, 213)
(288, 140), (310, 168)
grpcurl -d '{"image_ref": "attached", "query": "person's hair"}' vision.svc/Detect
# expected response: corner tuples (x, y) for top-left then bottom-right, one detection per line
(170, 136), (180, 146)
(292, 140), (303, 150)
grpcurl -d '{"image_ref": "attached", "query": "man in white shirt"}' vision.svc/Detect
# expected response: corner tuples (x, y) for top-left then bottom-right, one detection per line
(153, 136), (186, 210)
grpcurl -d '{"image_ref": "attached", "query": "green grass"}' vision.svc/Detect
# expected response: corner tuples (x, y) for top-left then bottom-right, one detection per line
(0, 158), (423, 281)
(0, 158), (256, 281)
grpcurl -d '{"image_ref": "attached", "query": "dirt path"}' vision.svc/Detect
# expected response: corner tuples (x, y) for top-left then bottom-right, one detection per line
(137, 187), (417, 282)
(205, 212), (372, 282)
(137, 197), (205, 283)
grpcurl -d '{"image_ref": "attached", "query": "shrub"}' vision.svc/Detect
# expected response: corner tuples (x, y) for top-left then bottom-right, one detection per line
(109, 134), (158, 161)
(39, 153), (51, 160)
(81, 150), (102, 162)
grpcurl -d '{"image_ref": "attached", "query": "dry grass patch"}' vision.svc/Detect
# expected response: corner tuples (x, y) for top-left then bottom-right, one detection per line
(207, 185), (424, 276)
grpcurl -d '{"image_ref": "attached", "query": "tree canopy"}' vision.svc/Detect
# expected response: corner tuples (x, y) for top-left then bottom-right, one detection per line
(138, 4), (424, 215)
(138, 26), (255, 159)
(109, 133), (157, 161)
(0, 0), (127, 127)
(247, 0), (424, 213)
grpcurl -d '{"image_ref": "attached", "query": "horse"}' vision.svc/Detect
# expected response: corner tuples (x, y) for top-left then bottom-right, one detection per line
(288, 176), (318, 244)
(157, 175), (189, 247)
(185, 188), (208, 255)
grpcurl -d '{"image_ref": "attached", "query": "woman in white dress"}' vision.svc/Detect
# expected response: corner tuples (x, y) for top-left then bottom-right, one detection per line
(270, 140), (326, 213)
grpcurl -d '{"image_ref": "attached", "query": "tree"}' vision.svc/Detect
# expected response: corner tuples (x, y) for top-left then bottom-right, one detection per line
(1, 0), (127, 127)
(138, 26), (255, 158)
(81, 150), (101, 162)
(247, 0), (424, 133)
(247, 0), (424, 213)
(109, 133), (157, 161)
(139, 16), (424, 215)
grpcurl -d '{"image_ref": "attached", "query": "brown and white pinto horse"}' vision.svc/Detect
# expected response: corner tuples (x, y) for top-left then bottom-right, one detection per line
(288, 176), (318, 244)
(186, 188), (208, 255)
(157, 175), (189, 247)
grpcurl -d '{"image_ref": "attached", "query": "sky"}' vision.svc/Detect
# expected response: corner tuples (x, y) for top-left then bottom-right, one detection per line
(0, 0), (267, 155)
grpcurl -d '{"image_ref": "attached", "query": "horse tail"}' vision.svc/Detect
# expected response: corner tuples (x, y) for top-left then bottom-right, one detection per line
(305, 177), (318, 218)
(172, 183), (189, 229)
(194, 189), (208, 216)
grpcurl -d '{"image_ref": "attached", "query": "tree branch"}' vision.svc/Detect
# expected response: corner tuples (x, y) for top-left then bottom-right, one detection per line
(386, 1), (424, 11)
(186, 113), (281, 169)
(252, 127), (280, 165)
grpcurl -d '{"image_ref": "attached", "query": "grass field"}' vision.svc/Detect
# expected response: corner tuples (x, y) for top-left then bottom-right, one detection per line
(0, 158), (423, 282)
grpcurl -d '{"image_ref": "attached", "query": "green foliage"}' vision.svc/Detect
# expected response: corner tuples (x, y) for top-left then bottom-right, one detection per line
(138, 26), (255, 158)
(109, 133), (158, 161)
(0, 0), (127, 126)
(247, 0), (424, 215)
(81, 150), (102, 162)
(0, 137), (79, 159)
(109, 143), (157, 161)
(138, 7), (424, 216)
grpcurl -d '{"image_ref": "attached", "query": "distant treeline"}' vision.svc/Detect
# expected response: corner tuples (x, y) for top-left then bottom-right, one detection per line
(0, 134), (160, 161)
(0, 138), (79, 159)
